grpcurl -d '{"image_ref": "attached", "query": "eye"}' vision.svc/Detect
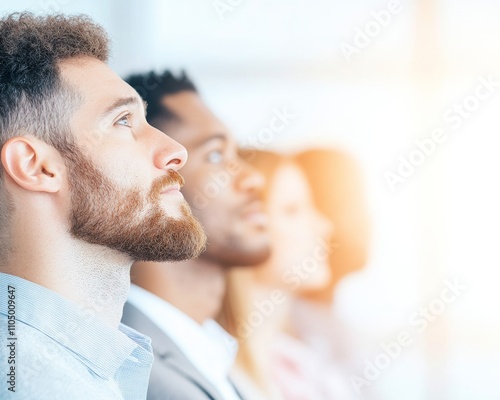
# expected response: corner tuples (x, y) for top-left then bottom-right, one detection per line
(207, 149), (224, 164)
(116, 113), (132, 127)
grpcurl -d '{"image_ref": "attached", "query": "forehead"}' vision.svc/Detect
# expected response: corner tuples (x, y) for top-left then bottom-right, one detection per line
(58, 56), (139, 113)
(270, 163), (312, 205)
(161, 92), (230, 149)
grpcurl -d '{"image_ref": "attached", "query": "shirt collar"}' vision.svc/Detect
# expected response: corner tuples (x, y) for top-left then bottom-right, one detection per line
(128, 284), (238, 381)
(0, 273), (153, 380)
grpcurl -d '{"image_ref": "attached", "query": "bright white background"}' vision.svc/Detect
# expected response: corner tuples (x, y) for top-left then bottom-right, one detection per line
(2, 1), (499, 399)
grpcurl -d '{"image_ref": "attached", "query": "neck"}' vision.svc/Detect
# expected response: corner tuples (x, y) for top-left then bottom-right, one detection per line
(250, 283), (293, 342)
(3, 223), (133, 328)
(238, 282), (293, 393)
(132, 257), (227, 325)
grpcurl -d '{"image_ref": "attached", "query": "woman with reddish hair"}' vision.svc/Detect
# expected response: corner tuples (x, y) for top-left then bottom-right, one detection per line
(219, 148), (370, 399)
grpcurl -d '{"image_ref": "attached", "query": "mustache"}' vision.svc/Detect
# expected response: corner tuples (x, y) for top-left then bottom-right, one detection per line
(150, 170), (185, 200)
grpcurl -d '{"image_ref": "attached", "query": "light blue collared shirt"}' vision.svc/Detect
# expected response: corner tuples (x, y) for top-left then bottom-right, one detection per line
(0, 272), (153, 400)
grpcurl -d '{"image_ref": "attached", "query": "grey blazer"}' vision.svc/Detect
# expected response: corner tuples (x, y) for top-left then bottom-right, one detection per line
(122, 302), (243, 400)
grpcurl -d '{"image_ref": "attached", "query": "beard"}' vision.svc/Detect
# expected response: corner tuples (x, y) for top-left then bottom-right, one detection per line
(63, 145), (206, 262)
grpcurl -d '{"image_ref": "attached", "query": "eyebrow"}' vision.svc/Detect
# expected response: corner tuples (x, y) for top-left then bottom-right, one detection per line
(192, 133), (228, 148)
(101, 96), (148, 118)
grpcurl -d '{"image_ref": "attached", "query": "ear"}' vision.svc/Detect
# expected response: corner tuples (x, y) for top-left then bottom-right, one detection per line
(1, 136), (65, 193)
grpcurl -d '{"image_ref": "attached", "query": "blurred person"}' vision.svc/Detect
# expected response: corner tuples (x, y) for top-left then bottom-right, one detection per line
(219, 149), (363, 400)
(289, 149), (371, 379)
(295, 149), (370, 304)
(121, 70), (271, 400)
(0, 13), (206, 400)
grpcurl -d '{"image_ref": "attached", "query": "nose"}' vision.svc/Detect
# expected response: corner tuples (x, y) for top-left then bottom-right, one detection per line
(151, 127), (188, 171)
(235, 158), (265, 194)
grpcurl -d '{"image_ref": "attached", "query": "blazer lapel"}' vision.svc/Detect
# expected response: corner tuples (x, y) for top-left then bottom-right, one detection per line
(160, 351), (225, 400)
(122, 302), (226, 400)
(228, 377), (246, 400)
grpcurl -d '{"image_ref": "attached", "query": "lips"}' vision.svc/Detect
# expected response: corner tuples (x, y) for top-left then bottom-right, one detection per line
(159, 184), (184, 199)
(161, 184), (181, 194)
(241, 200), (268, 226)
(151, 171), (185, 199)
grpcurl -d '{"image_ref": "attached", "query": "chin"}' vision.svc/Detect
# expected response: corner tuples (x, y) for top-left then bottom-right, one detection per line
(212, 245), (271, 268)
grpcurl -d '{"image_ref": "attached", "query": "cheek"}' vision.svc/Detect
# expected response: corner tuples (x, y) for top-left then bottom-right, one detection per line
(104, 157), (148, 188)
(184, 179), (235, 217)
(273, 217), (319, 265)
(184, 190), (230, 237)
(91, 142), (151, 188)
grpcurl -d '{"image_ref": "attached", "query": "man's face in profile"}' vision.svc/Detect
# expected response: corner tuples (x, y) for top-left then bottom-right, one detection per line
(158, 91), (271, 267)
(57, 57), (206, 261)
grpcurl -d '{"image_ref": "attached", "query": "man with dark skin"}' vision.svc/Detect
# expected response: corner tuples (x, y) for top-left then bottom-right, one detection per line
(122, 71), (271, 400)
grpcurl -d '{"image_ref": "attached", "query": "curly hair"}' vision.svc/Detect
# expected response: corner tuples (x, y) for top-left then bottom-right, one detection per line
(0, 12), (110, 260)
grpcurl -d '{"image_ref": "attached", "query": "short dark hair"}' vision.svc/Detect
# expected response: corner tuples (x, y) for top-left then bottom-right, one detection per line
(0, 12), (109, 149)
(124, 70), (197, 129)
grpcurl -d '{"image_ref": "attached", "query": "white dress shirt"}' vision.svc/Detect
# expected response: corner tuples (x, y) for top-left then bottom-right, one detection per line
(127, 284), (241, 400)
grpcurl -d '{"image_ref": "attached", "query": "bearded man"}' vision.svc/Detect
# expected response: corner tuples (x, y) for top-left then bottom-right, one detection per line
(0, 13), (206, 400)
